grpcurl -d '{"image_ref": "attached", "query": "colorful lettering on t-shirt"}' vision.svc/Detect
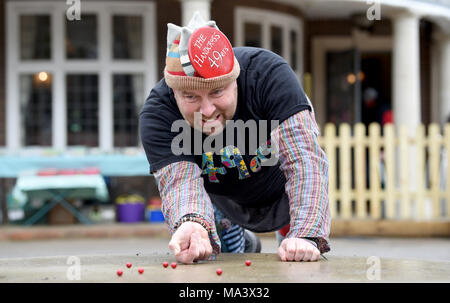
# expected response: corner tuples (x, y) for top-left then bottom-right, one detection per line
(201, 151), (226, 183)
(256, 140), (273, 162)
(201, 142), (275, 183)
(220, 146), (250, 180)
(250, 156), (262, 173)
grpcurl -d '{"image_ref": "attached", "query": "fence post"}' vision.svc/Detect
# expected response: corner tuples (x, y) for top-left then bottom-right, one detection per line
(444, 124), (450, 218)
(416, 124), (426, 219)
(339, 123), (352, 219)
(369, 123), (381, 219)
(428, 124), (441, 219)
(324, 123), (337, 219)
(354, 123), (366, 219)
(399, 125), (411, 219)
(384, 124), (396, 219)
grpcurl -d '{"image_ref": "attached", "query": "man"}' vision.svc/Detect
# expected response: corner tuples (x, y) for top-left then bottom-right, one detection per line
(139, 13), (330, 264)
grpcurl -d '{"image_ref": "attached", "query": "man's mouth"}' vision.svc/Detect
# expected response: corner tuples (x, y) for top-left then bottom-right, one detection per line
(202, 114), (221, 124)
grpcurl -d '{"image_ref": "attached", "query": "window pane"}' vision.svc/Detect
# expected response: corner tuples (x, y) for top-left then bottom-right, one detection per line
(290, 30), (297, 71)
(20, 15), (51, 60)
(113, 74), (144, 147)
(67, 75), (99, 146)
(244, 23), (261, 47)
(113, 15), (143, 59)
(66, 14), (98, 59)
(270, 26), (282, 56)
(20, 73), (53, 146)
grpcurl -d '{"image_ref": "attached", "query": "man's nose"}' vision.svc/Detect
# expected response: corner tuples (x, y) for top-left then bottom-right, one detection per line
(200, 98), (216, 118)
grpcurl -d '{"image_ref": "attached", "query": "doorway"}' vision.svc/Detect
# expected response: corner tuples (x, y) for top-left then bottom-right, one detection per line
(325, 50), (392, 128)
(360, 52), (392, 130)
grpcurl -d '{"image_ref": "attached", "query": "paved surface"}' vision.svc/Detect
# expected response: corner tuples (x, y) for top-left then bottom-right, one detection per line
(1, 235), (449, 262)
(1, 252), (448, 283)
(0, 223), (449, 282)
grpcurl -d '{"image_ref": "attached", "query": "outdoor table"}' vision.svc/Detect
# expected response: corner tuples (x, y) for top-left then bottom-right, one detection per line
(10, 173), (110, 225)
(0, 152), (151, 225)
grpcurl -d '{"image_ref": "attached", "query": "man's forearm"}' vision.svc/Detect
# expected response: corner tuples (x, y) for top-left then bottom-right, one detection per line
(274, 109), (331, 254)
(154, 161), (221, 254)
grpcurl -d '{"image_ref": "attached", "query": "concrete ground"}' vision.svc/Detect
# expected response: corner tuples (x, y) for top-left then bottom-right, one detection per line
(0, 236), (449, 282)
(0, 236), (449, 262)
(1, 253), (449, 283)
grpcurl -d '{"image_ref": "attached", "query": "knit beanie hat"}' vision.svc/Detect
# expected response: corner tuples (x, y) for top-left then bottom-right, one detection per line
(164, 11), (240, 91)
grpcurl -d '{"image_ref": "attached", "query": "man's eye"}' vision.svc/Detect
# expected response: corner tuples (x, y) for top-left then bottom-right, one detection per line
(184, 95), (196, 101)
(212, 89), (223, 96)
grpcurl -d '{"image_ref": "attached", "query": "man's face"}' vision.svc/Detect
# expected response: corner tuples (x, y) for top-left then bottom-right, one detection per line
(173, 80), (238, 136)
(220, 218), (232, 230)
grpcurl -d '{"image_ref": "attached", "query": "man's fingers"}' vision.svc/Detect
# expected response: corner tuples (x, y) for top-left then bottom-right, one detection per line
(311, 250), (321, 262)
(302, 246), (314, 261)
(278, 245), (287, 261)
(197, 235), (206, 260)
(200, 238), (212, 260)
(168, 222), (214, 264)
(285, 240), (297, 261)
(197, 245), (206, 260)
(279, 239), (322, 262)
(168, 239), (181, 255)
(172, 233), (198, 264)
(186, 232), (200, 263)
(294, 243), (306, 261)
(205, 238), (213, 256)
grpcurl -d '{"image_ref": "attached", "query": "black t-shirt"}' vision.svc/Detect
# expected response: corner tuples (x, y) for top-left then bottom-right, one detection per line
(139, 47), (311, 232)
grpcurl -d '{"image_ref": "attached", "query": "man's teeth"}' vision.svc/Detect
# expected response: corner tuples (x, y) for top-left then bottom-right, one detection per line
(204, 115), (219, 122)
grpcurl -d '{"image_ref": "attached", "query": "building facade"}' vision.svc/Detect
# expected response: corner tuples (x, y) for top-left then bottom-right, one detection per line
(0, 0), (449, 222)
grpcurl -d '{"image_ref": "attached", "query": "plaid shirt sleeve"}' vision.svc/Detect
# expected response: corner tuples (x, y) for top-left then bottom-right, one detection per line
(273, 109), (331, 254)
(153, 161), (221, 255)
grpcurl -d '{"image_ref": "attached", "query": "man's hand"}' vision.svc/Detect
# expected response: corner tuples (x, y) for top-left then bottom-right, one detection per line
(278, 238), (321, 262)
(168, 221), (213, 264)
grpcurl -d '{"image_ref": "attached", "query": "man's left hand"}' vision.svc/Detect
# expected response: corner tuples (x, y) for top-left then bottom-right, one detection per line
(278, 238), (321, 262)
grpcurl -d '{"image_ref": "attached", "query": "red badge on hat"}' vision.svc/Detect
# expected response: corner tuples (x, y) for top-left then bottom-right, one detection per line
(188, 27), (234, 79)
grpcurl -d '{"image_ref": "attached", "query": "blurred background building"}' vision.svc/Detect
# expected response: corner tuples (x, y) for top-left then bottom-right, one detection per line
(0, 0), (449, 225)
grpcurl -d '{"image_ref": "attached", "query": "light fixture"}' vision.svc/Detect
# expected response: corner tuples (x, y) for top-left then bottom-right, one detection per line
(358, 71), (365, 81)
(38, 71), (48, 82)
(347, 73), (356, 84)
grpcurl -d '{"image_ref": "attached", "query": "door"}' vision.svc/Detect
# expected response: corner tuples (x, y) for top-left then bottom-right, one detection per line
(326, 49), (361, 126)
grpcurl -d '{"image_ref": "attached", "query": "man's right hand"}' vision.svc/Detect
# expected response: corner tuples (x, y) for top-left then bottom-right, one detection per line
(168, 221), (213, 264)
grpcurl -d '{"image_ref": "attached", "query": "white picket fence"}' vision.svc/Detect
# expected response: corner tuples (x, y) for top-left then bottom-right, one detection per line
(319, 123), (450, 221)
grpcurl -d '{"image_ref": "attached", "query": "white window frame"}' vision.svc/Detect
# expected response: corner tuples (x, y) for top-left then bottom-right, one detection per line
(6, 1), (157, 152)
(234, 7), (304, 78)
(311, 31), (392, 128)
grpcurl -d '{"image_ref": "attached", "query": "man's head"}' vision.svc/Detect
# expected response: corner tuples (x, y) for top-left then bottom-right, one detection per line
(173, 80), (238, 136)
(220, 218), (232, 230)
(363, 87), (378, 107)
(164, 12), (240, 135)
